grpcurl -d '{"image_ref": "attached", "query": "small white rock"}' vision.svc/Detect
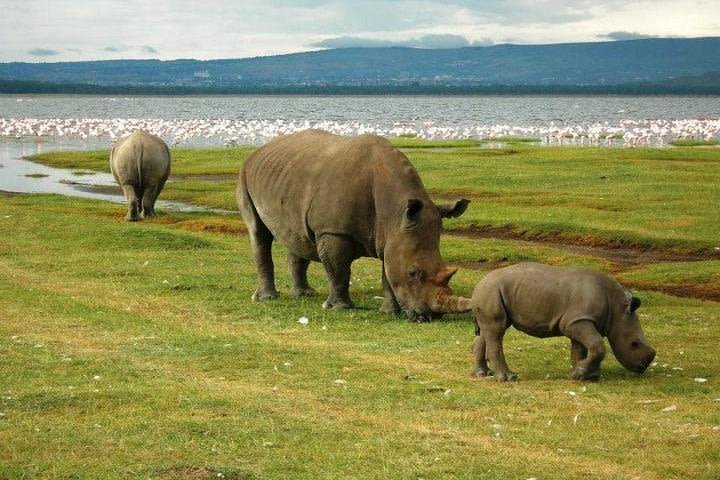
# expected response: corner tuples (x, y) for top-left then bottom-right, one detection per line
(93, 375), (101, 380)
(334, 379), (347, 385)
(565, 390), (577, 396)
(662, 405), (677, 412)
(694, 378), (708, 383)
(297, 316), (309, 326)
(283, 362), (291, 367)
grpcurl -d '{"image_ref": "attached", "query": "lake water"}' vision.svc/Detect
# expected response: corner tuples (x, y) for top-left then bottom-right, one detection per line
(0, 139), (230, 213)
(2, 94), (719, 147)
(3, 94), (720, 124)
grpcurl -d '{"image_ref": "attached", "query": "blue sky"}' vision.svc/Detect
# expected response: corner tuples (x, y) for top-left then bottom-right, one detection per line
(1, 0), (718, 62)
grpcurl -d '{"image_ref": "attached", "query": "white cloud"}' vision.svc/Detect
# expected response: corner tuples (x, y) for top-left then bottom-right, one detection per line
(0, 0), (716, 62)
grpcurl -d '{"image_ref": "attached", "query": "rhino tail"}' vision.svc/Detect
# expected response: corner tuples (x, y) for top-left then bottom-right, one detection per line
(136, 141), (144, 190)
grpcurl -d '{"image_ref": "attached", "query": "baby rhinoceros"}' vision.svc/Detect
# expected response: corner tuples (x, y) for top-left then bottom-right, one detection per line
(110, 131), (171, 221)
(471, 262), (655, 381)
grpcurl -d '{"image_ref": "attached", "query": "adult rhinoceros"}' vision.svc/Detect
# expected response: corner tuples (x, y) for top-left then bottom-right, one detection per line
(237, 129), (471, 321)
(110, 131), (171, 221)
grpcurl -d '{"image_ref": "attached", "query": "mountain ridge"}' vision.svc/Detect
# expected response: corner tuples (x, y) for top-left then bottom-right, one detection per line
(2, 37), (719, 88)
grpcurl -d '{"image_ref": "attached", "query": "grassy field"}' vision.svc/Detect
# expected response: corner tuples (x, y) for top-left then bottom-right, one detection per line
(2, 141), (719, 479)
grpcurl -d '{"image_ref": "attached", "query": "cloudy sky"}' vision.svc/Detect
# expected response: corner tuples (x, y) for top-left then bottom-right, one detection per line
(1, 0), (717, 62)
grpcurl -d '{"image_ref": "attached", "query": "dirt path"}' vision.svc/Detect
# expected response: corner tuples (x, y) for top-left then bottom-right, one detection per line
(450, 226), (720, 302)
(447, 226), (720, 266)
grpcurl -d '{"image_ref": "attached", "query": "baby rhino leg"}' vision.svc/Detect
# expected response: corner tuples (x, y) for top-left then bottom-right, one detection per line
(474, 301), (516, 382)
(570, 339), (588, 368)
(471, 333), (491, 377)
(566, 320), (605, 381)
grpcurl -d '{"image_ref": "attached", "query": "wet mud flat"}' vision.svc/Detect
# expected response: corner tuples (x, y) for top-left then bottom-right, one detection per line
(0, 139), (231, 214)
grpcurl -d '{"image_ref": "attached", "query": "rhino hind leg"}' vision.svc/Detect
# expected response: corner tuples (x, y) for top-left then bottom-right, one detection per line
(249, 225), (278, 301)
(140, 184), (159, 218)
(288, 253), (316, 297)
(476, 302), (517, 381)
(484, 325), (517, 382)
(121, 184), (141, 222)
(471, 333), (492, 378)
(567, 321), (605, 381)
(317, 234), (355, 310)
(238, 181), (278, 301)
(379, 263), (401, 314)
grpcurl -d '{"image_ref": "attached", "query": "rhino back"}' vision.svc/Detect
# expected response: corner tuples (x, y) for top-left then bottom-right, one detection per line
(110, 132), (170, 186)
(242, 130), (427, 259)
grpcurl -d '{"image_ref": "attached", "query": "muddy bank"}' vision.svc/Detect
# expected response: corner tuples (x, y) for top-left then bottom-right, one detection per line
(447, 225), (719, 265)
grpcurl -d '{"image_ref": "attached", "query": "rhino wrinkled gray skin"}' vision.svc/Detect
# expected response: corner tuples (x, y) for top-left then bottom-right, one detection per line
(237, 129), (472, 321)
(471, 262), (656, 381)
(110, 131), (171, 221)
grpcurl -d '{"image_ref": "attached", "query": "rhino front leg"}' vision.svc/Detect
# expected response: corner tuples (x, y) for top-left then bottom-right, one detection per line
(471, 333), (492, 378)
(288, 253), (316, 297)
(379, 261), (400, 315)
(317, 234), (355, 310)
(570, 339), (588, 368)
(121, 184), (141, 222)
(567, 321), (605, 381)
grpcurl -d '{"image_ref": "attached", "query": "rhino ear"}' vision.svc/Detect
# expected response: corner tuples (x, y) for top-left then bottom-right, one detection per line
(404, 198), (424, 224)
(630, 296), (641, 312)
(438, 199), (470, 218)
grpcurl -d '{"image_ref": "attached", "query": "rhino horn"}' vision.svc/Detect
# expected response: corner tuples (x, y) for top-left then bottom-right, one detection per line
(432, 291), (472, 313)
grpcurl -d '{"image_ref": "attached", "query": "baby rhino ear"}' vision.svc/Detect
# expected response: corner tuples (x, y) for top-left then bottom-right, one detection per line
(630, 296), (641, 312)
(438, 199), (470, 218)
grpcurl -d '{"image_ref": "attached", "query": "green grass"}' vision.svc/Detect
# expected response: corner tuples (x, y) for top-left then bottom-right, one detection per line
(10, 140), (720, 478)
(388, 137), (483, 148)
(27, 144), (720, 254)
(0, 193), (718, 479)
(24, 173), (49, 178)
(484, 136), (541, 143)
(670, 140), (719, 147)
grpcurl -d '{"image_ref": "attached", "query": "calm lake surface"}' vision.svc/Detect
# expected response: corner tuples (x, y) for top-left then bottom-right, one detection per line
(3, 95), (720, 125)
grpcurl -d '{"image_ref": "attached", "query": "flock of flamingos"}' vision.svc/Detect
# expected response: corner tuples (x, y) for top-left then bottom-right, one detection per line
(0, 117), (719, 147)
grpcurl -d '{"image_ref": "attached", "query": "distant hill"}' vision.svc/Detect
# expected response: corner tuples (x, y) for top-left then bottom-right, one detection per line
(1, 37), (719, 89)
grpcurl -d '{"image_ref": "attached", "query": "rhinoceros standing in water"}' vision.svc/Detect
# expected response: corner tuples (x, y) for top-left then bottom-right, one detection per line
(110, 131), (171, 221)
(237, 129), (471, 321)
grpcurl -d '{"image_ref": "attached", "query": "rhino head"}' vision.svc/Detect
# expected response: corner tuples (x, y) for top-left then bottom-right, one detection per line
(607, 294), (656, 373)
(383, 197), (472, 321)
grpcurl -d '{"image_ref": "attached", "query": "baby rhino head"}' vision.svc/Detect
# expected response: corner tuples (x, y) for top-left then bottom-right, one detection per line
(608, 293), (656, 374)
